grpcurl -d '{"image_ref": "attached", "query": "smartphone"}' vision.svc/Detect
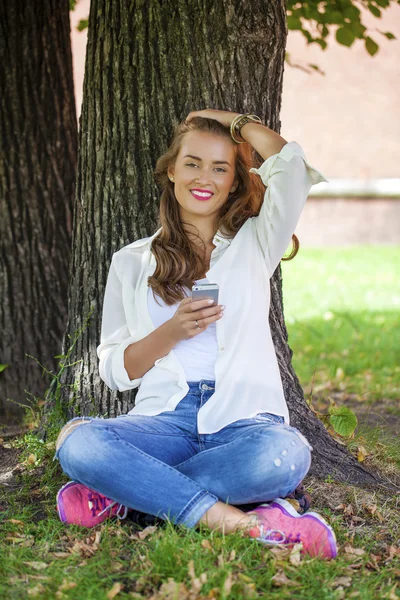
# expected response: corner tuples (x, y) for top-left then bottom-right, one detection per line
(191, 283), (219, 306)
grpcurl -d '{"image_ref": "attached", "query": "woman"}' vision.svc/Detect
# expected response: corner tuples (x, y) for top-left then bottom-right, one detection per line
(53, 109), (337, 559)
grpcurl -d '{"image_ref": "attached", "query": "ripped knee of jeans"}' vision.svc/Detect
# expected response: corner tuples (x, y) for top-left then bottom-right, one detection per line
(53, 417), (93, 462)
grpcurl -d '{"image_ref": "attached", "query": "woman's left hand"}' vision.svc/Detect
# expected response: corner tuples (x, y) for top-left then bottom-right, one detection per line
(185, 108), (241, 128)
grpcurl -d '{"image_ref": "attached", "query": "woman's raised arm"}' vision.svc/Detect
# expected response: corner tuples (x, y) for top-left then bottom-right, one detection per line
(243, 125), (328, 277)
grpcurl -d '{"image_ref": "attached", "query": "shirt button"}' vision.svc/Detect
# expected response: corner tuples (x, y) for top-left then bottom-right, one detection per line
(220, 346), (225, 351)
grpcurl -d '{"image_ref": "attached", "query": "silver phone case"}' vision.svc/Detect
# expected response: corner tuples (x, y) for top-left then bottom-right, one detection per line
(191, 283), (219, 306)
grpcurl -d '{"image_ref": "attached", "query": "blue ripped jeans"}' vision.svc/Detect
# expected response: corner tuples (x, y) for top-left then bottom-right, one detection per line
(54, 380), (312, 529)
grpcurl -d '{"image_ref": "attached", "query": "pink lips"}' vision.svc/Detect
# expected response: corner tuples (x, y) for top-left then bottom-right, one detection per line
(190, 190), (214, 201)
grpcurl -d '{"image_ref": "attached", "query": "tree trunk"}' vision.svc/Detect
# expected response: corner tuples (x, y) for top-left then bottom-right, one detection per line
(0, 0), (77, 424)
(56, 0), (389, 489)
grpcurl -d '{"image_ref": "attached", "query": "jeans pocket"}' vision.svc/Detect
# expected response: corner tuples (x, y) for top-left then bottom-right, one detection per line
(251, 412), (285, 425)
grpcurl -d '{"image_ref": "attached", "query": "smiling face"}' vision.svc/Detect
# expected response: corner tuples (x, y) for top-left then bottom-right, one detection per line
(167, 131), (239, 230)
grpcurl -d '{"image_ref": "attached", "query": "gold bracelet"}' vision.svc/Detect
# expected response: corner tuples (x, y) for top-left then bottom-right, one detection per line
(230, 113), (263, 144)
(230, 114), (245, 144)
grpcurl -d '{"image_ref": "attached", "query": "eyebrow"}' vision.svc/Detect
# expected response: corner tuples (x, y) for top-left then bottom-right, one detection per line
(183, 154), (231, 166)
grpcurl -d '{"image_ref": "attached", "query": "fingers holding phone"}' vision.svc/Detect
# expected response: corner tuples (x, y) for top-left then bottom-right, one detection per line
(169, 296), (225, 342)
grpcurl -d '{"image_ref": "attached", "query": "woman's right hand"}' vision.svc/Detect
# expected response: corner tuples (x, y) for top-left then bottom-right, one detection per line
(168, 297), (225, 342)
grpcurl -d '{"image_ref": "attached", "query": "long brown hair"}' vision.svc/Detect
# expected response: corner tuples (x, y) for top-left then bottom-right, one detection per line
(149, 116), (299, 306)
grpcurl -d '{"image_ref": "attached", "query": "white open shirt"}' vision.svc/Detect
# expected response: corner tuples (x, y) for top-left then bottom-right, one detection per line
(96, 141), (328, 434)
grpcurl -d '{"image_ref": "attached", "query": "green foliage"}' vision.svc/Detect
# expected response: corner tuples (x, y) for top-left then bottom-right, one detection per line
(328, 404), (358, 436)
(0, 363), (9, 373)
(77, 19), (88, 31)
(286, 0), (396, 57)
(71, 0), (397, 57)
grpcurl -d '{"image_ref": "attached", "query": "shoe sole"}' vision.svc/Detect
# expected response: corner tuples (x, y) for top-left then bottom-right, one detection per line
(257, 498), (338, 559)
(56, 480), (78, 523)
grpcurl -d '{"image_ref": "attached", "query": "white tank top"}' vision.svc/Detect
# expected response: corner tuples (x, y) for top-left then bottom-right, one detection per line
(147, 277), (218, 381)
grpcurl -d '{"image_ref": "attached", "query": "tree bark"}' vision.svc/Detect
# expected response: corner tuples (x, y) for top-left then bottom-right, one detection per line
(0, 0), (77, 424)
(56, 0), (390, 489)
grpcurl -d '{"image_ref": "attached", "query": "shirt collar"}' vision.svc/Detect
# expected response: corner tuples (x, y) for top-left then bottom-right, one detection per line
(127, 226), (231, 251)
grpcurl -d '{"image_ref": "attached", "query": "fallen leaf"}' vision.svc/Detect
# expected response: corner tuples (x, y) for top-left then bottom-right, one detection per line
(107, 582), (124, 599)
(51, 552), (71, 558)
(289, 543), (303, 566)
(228, 549), (236, 562)
(388, 546), (400, 560)
(386, 584), (399, 600)
(238, 574), (253, 583)
(23, 561), (48, 571)
(201, 539), (213, 551)
(58, 579), (77, 592)
(5, 519), (24, 526)
(357, 446), (369, 462)
(9, 575), (29, 585)
(271, 570), (299, 587)
(187, 559), (207, 593)
(268, 546), (291, 559)
(136, 525), (158, 540)
(332, 576), (352, 588)
(27, 454), (37, 465)
(223, 571), (233, 595)
(344, 544), (366, 556)
(27, 583), (45, 596)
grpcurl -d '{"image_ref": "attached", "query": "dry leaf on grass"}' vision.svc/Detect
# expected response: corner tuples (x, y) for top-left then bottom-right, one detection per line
(107, 581), (124, 599)
(357, 446), (369, 462)
(27, 583), (45, 596)
(188, 559), (207, 593)
(331, 576), (352, 588)
(27, 454), (37, 465)
(388, 546), (400, 560)
(383, 584), (399, 600)
(271, 570), (300, 587)
(201, 539), (213, 551)
(268, 546), (291, 559)
(150, 578), (189, 599)
(23, 562), (48, 571)
(289, 543), (303, 566)
(136, 525), (158, 540)
(57, 579), (77, 592)
(343, 544), (366, 556)
(5, 519), (24, 526)
(223, 572), (233, 595)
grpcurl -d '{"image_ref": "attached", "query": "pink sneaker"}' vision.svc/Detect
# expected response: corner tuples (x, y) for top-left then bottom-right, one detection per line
(56, 481), (129, 527)
(247, 498), (337, 559)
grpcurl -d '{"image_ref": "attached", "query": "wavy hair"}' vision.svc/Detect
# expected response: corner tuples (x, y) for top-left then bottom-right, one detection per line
(149, 116), (299, 306)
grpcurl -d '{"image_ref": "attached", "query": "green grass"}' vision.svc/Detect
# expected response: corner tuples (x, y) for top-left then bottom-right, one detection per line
(1, 246), (400, 599)
(281, 246), (400, 406)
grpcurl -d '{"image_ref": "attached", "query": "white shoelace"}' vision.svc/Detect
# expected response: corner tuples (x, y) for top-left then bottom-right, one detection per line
(97, 501), (129, 520)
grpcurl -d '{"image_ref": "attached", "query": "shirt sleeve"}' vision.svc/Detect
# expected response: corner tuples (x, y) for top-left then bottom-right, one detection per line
(96, 253), (143, 392)
(249, 141), (329, 277)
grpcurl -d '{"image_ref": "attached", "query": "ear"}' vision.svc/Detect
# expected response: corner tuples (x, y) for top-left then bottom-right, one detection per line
(167, 168), (175, 180)
(230, 180), (239, 194)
